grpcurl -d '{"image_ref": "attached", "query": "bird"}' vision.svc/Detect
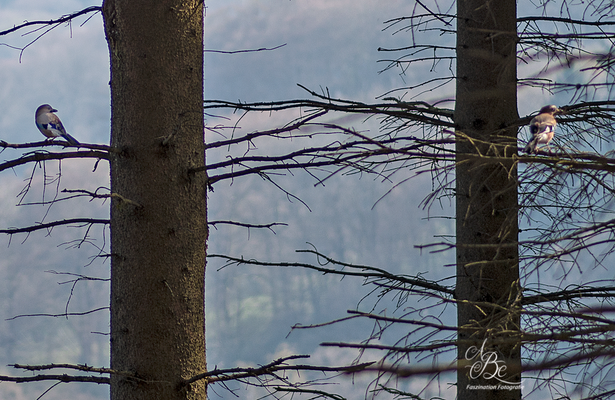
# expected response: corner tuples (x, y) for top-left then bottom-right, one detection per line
(35, 104), (80, 146)
(523, 105), (560, 154)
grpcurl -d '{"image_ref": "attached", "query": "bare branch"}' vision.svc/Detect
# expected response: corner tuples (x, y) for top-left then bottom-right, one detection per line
(6, 307), (109, 321)
(0, 218), (109, 235)
(12, 363), (115, 374)
(0, 140), (111, 152)
(0, 6), (102, 37)
(0, 373), (109, 384)
(0, 150), (109, 173)
(182, 354), (375, 386)
(205, 43), (287, 54)
(208, 220), (288, 233)
(0, 362), (146, 386)
(208, 250), (454, 297)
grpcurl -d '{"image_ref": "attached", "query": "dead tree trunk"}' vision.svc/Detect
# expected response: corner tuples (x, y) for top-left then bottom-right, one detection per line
(455, 0), (521, 399)
(103, 1), (207, 399)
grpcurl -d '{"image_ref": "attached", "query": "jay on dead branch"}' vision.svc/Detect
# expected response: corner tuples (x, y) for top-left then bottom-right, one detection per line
(524, 105), (561, 154)
(35, 104), (80, 146)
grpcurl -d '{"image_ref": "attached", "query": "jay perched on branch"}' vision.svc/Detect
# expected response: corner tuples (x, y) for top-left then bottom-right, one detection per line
(35, 104), (80, 146)
(523, 105), (561, 154)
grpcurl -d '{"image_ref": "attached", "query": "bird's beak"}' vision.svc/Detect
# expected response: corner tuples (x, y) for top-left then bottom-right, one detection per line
(51, 108), (58, 112)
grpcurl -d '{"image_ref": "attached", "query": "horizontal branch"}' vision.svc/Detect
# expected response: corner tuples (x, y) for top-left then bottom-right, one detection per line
(0, 373), (109, 384)
(11, 363), (116, 374)
(0, 150), (110, 173)
(204, 109), (328, 150)
(1, 362), (144, 386)
(520, 32), (615, 40)
(0, 6), (102, 36)
(517, 16), (615, 26)
(204, 149), (400, 185)
(203, 137), (455, 186)
(204, 89), (455, 128)
(60, 189), (141, 209)
(204, 43), (286, 54)
(46, 270), (110, 282)
(205, 127), (451, 171)
(6, 307), (109, 321)
(320, 340), (454, 354)
(208, 250), (454, 296)
(0, 140), (111, 152)
(377, 44), (456, 53)
(0, 218), (109, 235)
(182, 354), (375, 386)
(523, 285), (615, 305)
(208, 220), (288, 232)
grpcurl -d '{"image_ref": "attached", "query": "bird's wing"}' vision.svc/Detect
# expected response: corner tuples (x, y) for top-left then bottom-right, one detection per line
(47, 115), (68, 135)
(529, 114), (556, 135)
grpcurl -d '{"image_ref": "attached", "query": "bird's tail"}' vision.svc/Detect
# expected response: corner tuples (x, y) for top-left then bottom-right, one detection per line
(61, 133), (80, 146)
(524, 139), (536, 154)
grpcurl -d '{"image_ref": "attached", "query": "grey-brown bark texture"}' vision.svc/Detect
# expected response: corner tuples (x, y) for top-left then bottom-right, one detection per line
(103, 1), (207, 399)
(455, 0), (520, 399)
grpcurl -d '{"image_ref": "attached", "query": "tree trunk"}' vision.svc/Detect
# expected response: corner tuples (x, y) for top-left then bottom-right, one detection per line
(103, 1), (207, 399)
(455, 0), (520, 399)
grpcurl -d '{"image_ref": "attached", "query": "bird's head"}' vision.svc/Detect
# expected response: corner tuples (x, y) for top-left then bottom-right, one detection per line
(36, 104), (58, 114)
(539, 105), (562, 115)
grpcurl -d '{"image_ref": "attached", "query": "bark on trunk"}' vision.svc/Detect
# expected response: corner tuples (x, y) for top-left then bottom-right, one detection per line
(103, 1), (207, 399)
(455, 1), (521, 399)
